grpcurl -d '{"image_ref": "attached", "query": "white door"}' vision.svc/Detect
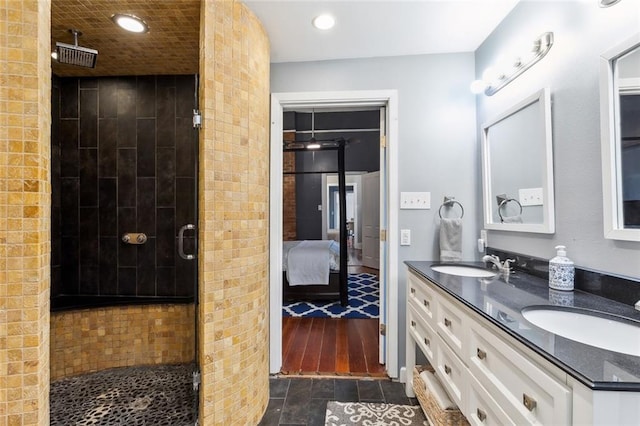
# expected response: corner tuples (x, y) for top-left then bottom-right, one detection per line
(362, 172), (380, 269)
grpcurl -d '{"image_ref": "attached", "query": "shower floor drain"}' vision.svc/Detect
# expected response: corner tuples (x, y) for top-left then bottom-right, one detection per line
(50, 364), (196, 426)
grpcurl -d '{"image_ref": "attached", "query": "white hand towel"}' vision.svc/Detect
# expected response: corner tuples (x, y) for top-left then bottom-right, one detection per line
(419, 370), (456, 410)
(440, 218), (462, 262)
(502, 215), (523, 223)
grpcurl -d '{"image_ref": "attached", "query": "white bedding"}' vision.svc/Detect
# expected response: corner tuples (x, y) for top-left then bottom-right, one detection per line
(283, 240), (340, 286)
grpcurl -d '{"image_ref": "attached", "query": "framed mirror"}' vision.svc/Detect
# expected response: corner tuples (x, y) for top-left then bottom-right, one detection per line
(481, 87), (555, 233)
(600, 33), (640, 241)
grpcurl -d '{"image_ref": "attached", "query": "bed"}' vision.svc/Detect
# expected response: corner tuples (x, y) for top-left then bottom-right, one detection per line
(282, 240), (342, 302)
(282, 137), (349, 306)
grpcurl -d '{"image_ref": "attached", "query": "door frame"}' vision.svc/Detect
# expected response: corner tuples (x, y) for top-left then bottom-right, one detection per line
(269, 90), (399, 378)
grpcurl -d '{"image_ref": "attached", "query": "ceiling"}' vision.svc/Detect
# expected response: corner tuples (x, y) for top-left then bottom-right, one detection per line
(51, 0), (200, 77)
(50, 0), (518, 77)
(244, 0), (519, 63)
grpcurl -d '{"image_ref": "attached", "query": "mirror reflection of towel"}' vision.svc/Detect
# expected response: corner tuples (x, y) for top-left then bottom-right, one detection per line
(440, 218), (462, 262)
(502, 215), (523, 223)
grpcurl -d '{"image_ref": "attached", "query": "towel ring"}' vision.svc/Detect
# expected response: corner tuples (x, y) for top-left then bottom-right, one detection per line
(498, 198), (523, 222)
(439, 200), (464, 219)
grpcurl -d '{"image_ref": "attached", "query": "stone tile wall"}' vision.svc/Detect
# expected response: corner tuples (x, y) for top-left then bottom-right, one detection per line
(198, 1), (271, 424)
(0, 0), (52, 424)
(51, 75), (197, 299)
(50, 304), (195, 380)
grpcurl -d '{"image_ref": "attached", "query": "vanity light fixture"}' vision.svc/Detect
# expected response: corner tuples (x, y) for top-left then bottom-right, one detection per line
(111, 13), (149, 33)
(471, 32), (554, 96)
(312, 14), (335, 30)
(306, 143), (321, 149)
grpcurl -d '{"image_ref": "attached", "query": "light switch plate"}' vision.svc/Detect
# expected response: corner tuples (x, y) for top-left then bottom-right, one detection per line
(400, 229), (411, 246)
(519, 188), (544, 206)
(400, 192), (431, 209)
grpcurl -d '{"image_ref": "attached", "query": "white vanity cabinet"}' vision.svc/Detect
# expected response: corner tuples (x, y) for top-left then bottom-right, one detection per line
(466, 316), (571, 425)
(406, 269), (572, 425)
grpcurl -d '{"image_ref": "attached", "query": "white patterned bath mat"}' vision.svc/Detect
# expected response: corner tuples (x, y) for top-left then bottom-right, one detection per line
(325, 401), (428, 426)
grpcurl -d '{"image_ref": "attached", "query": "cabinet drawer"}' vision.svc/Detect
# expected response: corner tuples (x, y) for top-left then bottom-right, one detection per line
(468, 322), (571, 425)
(436, 293), (466, 355)
(466, 372), (514, 426)
(408, 302), (437, 363)
(435, 333), (466, 410)
(408, 272), (436, 327)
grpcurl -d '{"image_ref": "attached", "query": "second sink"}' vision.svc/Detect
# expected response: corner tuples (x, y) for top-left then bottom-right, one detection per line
(521, 306), (640, 357)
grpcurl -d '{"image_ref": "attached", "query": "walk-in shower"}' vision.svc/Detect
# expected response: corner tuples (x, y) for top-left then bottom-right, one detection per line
(50, 74), (200, 423)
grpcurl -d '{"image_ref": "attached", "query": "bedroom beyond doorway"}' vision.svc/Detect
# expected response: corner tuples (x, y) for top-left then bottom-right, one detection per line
(280, 108), (384, 377)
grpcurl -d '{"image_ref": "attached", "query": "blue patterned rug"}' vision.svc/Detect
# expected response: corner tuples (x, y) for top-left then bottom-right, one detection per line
(283, 273), (379, 319)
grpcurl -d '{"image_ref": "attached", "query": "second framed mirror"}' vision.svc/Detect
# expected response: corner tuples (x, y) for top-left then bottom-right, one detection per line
(481, 87), (555, 233)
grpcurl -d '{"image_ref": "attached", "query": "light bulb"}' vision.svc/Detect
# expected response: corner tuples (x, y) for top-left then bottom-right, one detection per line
(111, 14), (149, 33)
(470, 80), (487, 94)
(482, 67), (499, 83)
(312, 14), (335, 30)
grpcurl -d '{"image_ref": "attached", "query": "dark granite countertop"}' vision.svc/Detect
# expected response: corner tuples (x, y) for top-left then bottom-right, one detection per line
(405, 261), (640, 392)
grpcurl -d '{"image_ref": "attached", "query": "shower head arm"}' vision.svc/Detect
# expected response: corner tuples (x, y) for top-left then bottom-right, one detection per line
(69, 29), (82, 47)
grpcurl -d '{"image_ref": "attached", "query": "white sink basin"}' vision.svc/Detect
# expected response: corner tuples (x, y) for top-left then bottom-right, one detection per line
(521, 306), (640, 357)
(431, 265), (497, 278)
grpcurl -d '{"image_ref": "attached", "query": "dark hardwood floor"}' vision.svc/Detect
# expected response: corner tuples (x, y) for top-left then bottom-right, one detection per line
(281, 317), (386, 377)
(282, 250), (385, 377)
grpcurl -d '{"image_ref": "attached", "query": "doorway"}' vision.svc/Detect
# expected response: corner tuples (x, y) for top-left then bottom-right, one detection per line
(269, 90), (399, 378)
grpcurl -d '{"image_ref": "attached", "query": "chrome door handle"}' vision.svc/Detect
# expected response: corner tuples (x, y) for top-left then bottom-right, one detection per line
(178, 224), (196, 260)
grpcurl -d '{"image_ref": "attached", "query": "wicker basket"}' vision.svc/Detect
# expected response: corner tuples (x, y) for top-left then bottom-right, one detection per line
(413, 365), (469, 426)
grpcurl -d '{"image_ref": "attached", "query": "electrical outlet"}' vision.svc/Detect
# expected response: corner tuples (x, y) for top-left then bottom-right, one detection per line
(400, 229), (411, 246)
(519, 188), (544, 206)
(400, 192), (431, 209)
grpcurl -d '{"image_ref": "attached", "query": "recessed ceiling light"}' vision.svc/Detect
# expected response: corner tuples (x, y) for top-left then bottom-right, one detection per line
(312, 14), (335, 30)
(111, 13), (149, 33)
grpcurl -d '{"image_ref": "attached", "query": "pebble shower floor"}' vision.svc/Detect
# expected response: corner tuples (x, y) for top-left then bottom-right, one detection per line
(50, 364), (197, 425)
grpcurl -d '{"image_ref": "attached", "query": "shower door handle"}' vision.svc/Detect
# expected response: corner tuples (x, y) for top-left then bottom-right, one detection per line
(178, 224), (196, 260)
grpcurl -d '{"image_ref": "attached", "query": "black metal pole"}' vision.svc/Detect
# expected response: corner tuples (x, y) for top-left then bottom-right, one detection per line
(338, 140), (348, 306)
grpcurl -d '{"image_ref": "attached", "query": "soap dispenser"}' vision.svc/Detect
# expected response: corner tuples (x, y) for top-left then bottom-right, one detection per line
(549, 245), (575, 291)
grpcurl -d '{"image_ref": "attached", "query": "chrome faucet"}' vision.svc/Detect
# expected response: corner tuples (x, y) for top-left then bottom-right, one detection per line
(482, 255), (515, 275)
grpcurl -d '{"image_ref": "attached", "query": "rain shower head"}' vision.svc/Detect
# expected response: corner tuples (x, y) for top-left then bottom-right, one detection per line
(55, 29), (98, 68)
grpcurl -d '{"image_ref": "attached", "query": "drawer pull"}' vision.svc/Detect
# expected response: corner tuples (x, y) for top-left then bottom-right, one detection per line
(477, 408), (487, 422)
(423, 299), (430, 308)
(477, 348), (487, 360)
(444, 365), (451, 375)
(424, 337), (430, 346)
(444, 318), (452, 327)
(411, 320), (416, 327)
(411, 288), (416, 294)
(523, 393), (537, 411)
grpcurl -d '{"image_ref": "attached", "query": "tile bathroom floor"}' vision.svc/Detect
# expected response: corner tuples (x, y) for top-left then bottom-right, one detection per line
(50, 364), (196, 426)
(259, 376), (419, 426)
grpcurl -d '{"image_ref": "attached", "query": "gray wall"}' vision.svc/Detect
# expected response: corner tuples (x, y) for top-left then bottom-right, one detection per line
(474, 1), (640, 279)
(272, 1), (640, 378)
(272, 53), (478, 377)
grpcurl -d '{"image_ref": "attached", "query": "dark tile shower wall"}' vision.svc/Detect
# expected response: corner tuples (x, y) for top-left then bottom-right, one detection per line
(51, 75), (197, 299)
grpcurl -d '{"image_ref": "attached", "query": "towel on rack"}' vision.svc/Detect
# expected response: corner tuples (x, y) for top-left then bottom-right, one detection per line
(501, 215), (523, 223)
(440, 218), (463, 262)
